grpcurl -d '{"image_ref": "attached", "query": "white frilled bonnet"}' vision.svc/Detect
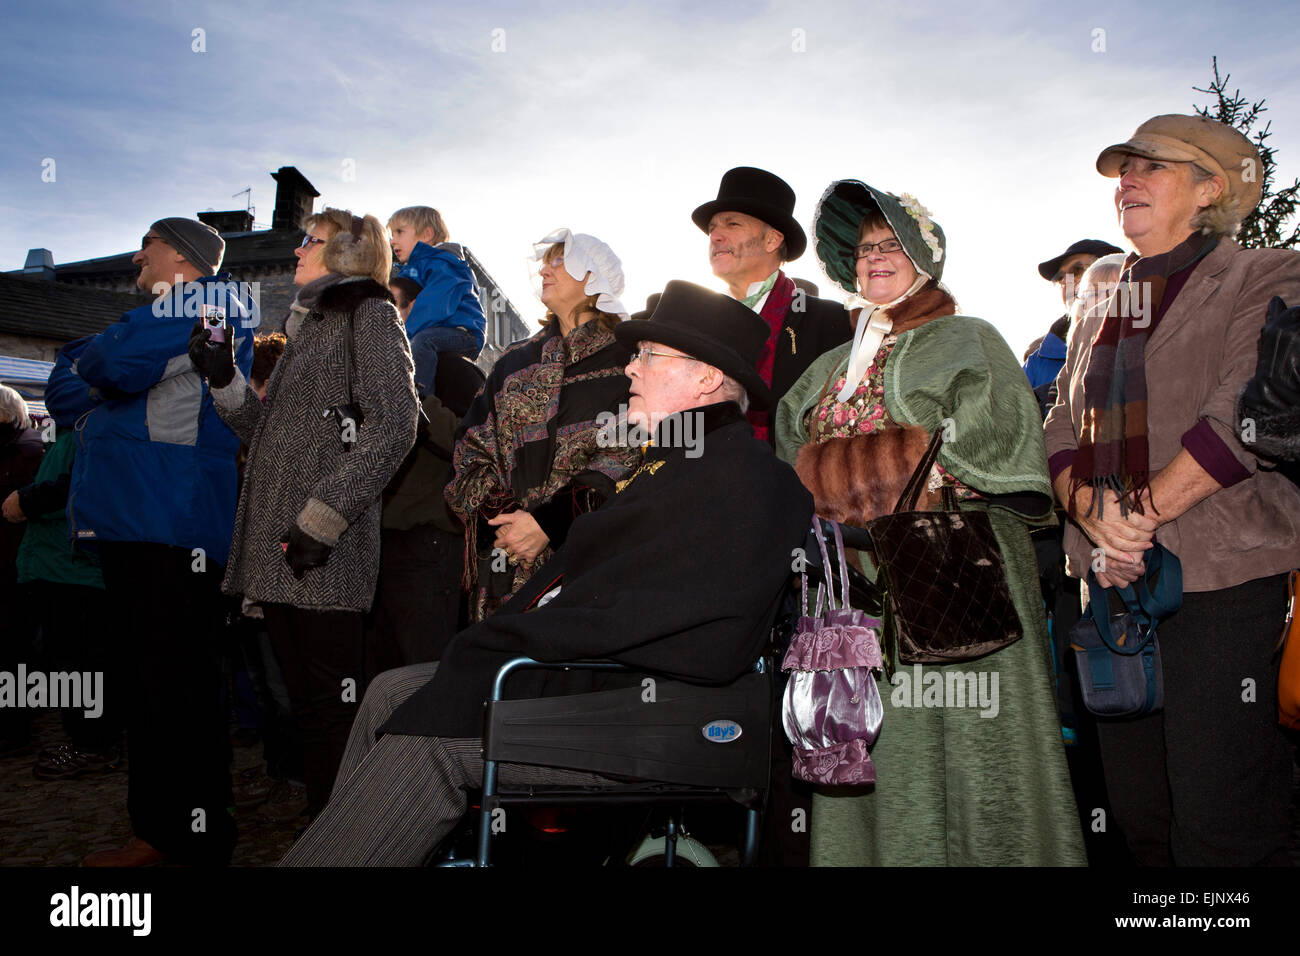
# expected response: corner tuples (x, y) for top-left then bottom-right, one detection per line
(531, 228), (629, 320)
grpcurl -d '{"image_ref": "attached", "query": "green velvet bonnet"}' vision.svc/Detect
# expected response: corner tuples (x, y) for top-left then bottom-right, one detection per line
(812, 180), (947, 295)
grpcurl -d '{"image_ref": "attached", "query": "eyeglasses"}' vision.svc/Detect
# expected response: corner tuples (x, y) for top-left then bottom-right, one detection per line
(299, 234), (327, 249)
(632, 346), (694, 367)
(542, 255), (565, 270)
(140, 235), (165, 250)
(853, 238), (904, 259)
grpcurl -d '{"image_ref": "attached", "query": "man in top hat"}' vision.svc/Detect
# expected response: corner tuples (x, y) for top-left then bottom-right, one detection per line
(1023, 238), (1123, 397)
(282, 280), (813, 865)
(693, 166), (851, 444)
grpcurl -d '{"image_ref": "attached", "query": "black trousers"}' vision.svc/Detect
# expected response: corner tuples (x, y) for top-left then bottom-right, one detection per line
(363, 524), (462, 683)
(29, 580), (123, 751)
(1094, 573), (1296, 866)
(262, 603), (364, 814)
(98, 542), (235, 865)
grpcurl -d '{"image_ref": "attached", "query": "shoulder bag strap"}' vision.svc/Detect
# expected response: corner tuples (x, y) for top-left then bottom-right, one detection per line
(343, 308), (357, 406)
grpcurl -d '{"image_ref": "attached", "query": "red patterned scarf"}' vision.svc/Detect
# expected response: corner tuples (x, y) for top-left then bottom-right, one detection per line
(748, 271), (796, 441)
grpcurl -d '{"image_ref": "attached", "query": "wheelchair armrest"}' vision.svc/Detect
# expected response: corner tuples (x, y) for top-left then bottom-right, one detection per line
(490, 657), (632, 703)
(490, 655), (768, 703)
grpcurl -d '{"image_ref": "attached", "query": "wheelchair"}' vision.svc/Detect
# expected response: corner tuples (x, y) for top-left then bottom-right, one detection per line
(434, 518), (878, 868)
(436, 656), (772, 867)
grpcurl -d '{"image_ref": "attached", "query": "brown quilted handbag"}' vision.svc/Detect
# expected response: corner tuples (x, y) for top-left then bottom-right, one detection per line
(865, 430), (1022, 675)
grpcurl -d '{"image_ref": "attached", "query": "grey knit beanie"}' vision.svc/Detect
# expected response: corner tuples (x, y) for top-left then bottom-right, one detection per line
(151, 218), (225, 275)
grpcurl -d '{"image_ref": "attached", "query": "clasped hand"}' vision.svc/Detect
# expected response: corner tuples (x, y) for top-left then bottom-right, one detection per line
(488, 511), (549, 568)
(1076, 487), (1158, 588)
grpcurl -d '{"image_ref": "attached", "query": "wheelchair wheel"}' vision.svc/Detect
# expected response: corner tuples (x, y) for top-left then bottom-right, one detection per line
(624, 832), (720, 867)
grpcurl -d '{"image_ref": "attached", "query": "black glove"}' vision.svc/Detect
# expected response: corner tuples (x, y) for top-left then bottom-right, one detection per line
(188, 320), (236, 389)
(1242, 296), (1300, 410)
(280, 525), (333, 580)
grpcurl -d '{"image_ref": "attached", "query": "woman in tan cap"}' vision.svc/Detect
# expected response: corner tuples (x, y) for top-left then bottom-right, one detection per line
(1044, 115), (1300, 865)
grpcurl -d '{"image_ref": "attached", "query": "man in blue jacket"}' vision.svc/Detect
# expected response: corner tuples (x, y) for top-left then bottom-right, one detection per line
(72, 218), (255, 867)
(1023, 238), (1123, 399)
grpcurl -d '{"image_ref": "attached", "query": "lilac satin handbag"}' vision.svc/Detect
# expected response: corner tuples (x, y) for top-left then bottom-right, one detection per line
(781, 519), (885, 786)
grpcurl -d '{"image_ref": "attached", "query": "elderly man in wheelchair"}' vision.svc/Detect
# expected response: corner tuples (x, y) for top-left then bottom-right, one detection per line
(281, 281), (814, 866)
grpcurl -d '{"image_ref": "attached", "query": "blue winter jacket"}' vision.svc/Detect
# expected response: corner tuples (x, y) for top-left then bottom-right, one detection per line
(68, 275), (256, 566)
(1023, 329), (1067, 390)
(398, 242), (486, 351)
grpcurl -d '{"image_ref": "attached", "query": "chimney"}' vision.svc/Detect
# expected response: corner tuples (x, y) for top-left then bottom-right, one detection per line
(23, 248), (55, 280)
(271, 166), (320, 232)
(197, 210), (254, 235)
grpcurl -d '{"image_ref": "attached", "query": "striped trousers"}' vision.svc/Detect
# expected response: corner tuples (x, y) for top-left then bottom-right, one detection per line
(280, 662), (609, 866)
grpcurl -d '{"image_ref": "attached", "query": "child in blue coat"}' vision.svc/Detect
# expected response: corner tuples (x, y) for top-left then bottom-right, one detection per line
(387, 206), (486, 397)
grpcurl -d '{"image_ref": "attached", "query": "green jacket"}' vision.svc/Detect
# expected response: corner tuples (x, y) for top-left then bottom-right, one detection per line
(16, 431), (104, 590)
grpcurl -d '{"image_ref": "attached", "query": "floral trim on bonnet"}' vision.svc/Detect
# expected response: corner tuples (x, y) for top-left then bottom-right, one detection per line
(897, 193), (944, 264)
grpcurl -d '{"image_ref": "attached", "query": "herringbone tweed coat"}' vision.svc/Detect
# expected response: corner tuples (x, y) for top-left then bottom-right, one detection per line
(213, 278), (418, 612)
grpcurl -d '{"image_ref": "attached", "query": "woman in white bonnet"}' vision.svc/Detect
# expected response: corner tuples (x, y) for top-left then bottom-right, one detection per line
(446, 229), (640, 621)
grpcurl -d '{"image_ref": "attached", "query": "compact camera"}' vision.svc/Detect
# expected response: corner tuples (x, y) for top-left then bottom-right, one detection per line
(200, 304), (227, 343)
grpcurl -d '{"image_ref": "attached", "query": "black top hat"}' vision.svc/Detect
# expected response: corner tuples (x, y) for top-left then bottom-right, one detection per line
(1037, 239), (1125, 280)
(691, 167), (807, 261)
(629, 292), (662, 323)
(614, 280), (773, 410)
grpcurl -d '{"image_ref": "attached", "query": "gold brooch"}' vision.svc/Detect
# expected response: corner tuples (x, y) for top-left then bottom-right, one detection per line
(616, 459), (665, 493)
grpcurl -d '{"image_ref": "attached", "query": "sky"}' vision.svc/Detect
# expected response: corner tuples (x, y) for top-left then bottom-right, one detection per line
(2, 0), (1298, 355)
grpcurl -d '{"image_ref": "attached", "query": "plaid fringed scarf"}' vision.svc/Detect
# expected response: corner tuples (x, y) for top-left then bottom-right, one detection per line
(1070, 233), (1217, 518)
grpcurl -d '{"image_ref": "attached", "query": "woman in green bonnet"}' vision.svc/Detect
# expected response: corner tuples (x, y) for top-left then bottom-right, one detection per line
(776, 180), (1085, 865)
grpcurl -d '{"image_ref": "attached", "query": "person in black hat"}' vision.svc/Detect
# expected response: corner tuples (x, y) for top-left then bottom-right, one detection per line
(693, 167), (851, 445)
(1023, 239), (1123, 395)
(281, 281), (813, 865)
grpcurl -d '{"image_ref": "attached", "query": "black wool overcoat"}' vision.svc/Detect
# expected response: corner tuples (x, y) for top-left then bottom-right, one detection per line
(380, 401), (814, 740)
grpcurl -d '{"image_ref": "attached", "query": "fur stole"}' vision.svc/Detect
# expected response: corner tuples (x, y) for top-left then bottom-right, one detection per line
(795, 424), (938, 526)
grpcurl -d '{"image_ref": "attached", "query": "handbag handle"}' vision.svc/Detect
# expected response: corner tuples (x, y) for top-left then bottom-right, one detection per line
(802, 517), (852, 615)
(1084, 544), (1183, 655)
(893, 429), (944, 514)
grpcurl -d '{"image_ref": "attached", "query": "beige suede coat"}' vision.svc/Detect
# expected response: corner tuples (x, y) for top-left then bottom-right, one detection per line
(1043, 239), (1300, 592)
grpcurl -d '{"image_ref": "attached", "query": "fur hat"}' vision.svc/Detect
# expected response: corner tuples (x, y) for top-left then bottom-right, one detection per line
(812, 181), (946, 295)
(321, 213), (389, 283)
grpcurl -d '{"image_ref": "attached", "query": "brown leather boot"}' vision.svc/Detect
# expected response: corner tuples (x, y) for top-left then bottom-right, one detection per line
(83, 836), (164, 867)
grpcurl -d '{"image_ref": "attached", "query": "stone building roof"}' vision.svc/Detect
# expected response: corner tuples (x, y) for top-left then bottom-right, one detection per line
(0, 273), (148, 341)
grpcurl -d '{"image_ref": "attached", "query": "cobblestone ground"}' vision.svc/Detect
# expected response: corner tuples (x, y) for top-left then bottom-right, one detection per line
(0, 711), (298, 867)
(2, 709), (1297, 867)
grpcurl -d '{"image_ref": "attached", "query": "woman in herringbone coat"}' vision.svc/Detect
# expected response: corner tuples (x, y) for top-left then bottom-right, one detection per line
(190, 207), (418, 815)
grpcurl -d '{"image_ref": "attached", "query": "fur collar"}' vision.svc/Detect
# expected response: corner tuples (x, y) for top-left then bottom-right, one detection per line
(317, 277), (395, 314)
(882, 280), (958, 335)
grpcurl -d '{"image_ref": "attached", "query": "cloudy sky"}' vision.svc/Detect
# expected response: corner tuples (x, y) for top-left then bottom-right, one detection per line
(2, 0), (1297, 354)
